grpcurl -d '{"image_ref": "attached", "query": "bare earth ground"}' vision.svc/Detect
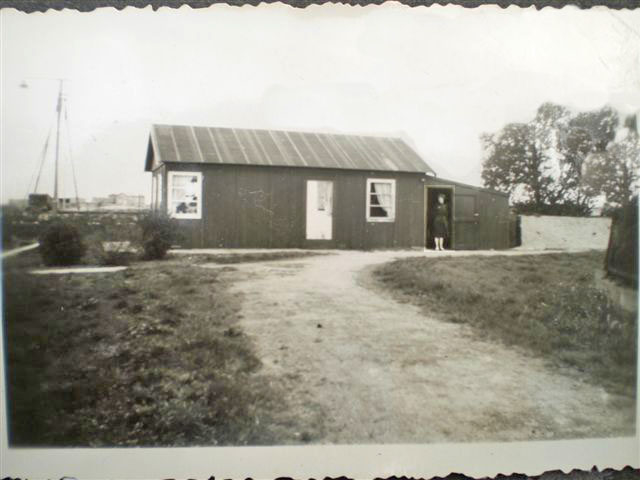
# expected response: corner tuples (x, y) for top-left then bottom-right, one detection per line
(202, 249), (636, 444)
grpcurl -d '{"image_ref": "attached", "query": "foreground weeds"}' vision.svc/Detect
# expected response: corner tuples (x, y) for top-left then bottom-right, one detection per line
(4, 253), (283, 446)
(374, 251), (637, 397)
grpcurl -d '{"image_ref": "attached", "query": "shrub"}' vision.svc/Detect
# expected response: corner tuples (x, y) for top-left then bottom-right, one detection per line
(137, 211), (180, 260)
(39, 221), (86, 266)
(512, 201), (592, 217)
(1, 205), (27, 248)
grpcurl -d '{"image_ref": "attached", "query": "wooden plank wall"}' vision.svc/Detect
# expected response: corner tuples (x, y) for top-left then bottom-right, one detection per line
(160, 162), (510, 250)
(424, 177), (510, 250)
(477, 190), (511, 249)
(165, 163), (426, 249)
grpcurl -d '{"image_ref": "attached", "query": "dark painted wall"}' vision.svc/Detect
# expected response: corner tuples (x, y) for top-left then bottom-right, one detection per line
(163, 162), (426, 249)
(157, 162), (510, 250)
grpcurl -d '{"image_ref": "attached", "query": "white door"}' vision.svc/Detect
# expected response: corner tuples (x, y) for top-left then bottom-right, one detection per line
(306, 180), (333, 240)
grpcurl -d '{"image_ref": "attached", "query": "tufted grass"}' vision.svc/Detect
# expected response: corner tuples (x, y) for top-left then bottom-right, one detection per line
(374, 251), (637, 398)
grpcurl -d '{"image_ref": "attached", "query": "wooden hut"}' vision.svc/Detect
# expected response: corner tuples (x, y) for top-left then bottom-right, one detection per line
(144, 124), (510, 250)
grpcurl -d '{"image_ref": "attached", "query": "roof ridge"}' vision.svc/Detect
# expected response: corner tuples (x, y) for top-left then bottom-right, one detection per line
(150, 123), (406, 142)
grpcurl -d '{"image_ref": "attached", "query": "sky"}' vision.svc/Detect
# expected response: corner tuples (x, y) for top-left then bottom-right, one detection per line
(1, 4), (639, 203)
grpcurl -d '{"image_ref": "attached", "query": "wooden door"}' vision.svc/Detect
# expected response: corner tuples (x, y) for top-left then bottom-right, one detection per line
(453, 193), (479, 249)
(306, 180), (333, 240)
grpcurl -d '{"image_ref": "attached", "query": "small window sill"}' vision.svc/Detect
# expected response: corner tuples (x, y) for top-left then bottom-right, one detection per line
(367, 217), (395, 223)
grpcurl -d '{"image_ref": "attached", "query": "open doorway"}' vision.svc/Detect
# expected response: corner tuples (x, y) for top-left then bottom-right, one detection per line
(425, 186), (454, 250)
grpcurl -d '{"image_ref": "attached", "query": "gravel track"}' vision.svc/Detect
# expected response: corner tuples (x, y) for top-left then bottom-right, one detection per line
(204, 250), (635, 443)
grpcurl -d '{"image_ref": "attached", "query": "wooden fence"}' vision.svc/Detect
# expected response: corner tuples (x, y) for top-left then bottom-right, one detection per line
(605, 197), (638, 285)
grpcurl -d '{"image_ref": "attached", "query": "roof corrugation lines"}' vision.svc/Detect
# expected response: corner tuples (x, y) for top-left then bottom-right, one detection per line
(147, 124), (435, 175)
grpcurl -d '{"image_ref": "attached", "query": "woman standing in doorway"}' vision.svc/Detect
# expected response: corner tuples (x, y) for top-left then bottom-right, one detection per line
(433, 193), (449, 251)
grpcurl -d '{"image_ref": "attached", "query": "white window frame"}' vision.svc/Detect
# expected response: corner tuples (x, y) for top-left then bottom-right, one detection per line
(167, 171), (202, 220)
(366, 178), (396, 222)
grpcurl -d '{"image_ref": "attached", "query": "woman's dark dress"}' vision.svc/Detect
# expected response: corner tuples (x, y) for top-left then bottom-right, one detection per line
(433, 203), (449, 237)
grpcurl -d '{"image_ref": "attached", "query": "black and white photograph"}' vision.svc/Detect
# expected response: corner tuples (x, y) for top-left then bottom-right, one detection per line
(1, 2), (638, 477)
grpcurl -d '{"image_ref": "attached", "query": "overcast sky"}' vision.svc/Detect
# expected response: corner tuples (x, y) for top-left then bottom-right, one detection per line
(1, 4), (639, 203)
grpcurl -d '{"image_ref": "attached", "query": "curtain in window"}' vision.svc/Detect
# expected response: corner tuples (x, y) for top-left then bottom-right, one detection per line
(317, 181), (327, 211)
(317, 181), (332, 212)
(370, 182), (392, 217)
(171, 175), (199, 215)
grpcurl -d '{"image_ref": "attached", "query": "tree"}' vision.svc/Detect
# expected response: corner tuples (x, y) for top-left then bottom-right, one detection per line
(567, 106), (619, 151)
(481, 103), (572, 210)
(582, 115), (640, 207)
(559, 106), (619, 208)
(481, 103), (619, 215)
(481, 121), (553, 207)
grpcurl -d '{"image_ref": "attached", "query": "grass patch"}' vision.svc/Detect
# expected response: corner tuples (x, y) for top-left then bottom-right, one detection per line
(4, 243), (135, 268)
(175, 251), (325, 264)
(3, 252), (285, 447)
(374, 251), (637, 397)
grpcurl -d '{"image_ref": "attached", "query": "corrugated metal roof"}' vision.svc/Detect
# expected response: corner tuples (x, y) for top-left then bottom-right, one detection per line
(145, 124), (436, 175)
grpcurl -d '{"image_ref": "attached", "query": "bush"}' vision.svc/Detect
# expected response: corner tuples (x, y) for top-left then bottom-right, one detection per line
(512, 201), (592, 217)
(39, 222), (86, 266)
(1, 205), (26, 248)
(137, 212), (180, 260)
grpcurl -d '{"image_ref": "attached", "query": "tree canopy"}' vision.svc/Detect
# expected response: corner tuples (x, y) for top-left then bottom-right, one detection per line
(582, 122), (639, 207)
(480, 103), (636, 215)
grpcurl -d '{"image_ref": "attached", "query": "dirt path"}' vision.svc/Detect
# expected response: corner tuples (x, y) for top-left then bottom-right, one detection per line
(207, 250), (635, 444)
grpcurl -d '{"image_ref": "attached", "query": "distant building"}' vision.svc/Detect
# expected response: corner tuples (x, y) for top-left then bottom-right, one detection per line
(7, 193), (147, 213)
(85, 193), (147, 211)
(107, 193), (146, 208)
(8, 198), (29, 209)
(57, 197), (85, 211)
(27, 194), (53, 211)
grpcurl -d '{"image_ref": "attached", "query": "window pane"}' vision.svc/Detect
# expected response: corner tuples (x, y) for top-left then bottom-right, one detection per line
(369, 182), (393, 217)
(317, 182), (328, 211)
(171, 174), (200, 215)
(371, 193), (392, 208)
(172, 175), (188, 187)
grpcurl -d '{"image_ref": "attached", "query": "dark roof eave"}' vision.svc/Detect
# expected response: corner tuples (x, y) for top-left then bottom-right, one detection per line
(144, 137), (154, 172)
(435, 176), (510, 197)
(157, 160), (434, 176)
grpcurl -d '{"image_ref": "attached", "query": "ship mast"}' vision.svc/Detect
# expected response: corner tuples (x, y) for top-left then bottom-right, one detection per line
(23, 78), (79, 212)
(53, 79), (64, 208)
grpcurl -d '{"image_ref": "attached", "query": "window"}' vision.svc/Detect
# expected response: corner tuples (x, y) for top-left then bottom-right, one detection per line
(317, 181), (331, 211)
(366, 179), (396, 222)
(168, 171), (202, 219)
